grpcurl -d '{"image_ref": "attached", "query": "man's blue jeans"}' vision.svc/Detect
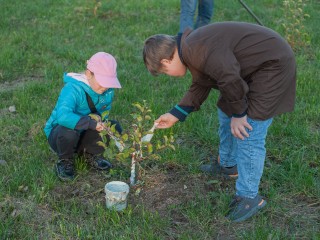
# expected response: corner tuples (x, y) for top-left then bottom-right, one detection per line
(218, 108), (273, 198)
(179, 0), (214, 33)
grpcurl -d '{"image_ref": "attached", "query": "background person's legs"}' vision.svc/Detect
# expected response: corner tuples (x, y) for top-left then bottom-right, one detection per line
(195, 0), (214, 28)
(179, 0), (197, 33)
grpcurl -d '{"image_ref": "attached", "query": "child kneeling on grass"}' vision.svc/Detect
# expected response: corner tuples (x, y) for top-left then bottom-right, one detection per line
(143, 22), (296, 222)
(44, 52), (122, 181)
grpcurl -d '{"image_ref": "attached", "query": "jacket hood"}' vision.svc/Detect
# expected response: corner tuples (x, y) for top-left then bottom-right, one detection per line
(63, 72), (109, 95)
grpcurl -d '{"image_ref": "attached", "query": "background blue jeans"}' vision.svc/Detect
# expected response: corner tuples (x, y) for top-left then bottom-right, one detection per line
(218, 108), (273, 198)
(179, 0), (214, 33)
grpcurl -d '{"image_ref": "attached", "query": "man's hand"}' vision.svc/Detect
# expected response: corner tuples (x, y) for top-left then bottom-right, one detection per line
(230, 115), (253, 140)
(155, 113), (179, 129)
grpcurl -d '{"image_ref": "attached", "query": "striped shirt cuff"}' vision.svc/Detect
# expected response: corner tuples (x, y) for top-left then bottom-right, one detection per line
(169, 105), (194, 122)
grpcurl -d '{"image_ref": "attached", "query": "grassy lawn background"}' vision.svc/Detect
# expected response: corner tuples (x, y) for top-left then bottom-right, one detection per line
(0, 0), (319, 239)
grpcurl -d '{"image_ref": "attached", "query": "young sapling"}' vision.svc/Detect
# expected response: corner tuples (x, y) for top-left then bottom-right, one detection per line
(97, 101), (175, 186)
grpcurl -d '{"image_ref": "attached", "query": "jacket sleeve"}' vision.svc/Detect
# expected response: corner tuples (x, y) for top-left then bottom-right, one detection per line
(205, 50), (249, 116)
(170, 82), (211, 121)
(75, 116), (97, 130)
(56, 84), (93, 130)
(179, 82), (211, 111)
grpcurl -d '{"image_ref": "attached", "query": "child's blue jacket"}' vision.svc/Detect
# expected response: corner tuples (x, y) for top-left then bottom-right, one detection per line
(44, 73), (114, 138)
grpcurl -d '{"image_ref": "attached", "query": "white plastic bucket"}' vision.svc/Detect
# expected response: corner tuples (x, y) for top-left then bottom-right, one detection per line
(105, 181), (130, 211)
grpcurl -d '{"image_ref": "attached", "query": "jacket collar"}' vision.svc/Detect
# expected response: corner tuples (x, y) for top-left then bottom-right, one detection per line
(177, 28), (193, 66)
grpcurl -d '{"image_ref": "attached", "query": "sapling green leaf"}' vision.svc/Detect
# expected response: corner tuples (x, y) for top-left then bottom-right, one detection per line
(101, 111), (109, 120)
(89, 113), (102, 122)
(132, 103), (144, 112)
(111, 124), (116, 133)
(97, 141), (107, 149)
(169, 145), (176, 151)
(121, 134), (128, 141)
(147, 143), (153, 154)
(109, 139), (116, 148)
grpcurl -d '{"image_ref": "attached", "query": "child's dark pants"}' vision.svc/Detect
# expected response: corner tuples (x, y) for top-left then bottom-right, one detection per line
(48, 120), (122, 160)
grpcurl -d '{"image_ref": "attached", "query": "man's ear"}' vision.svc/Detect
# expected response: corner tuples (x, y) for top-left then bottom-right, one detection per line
(160, 59), (171, 65)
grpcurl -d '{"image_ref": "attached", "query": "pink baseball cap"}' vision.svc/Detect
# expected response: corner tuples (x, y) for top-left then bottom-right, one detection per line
(86, 52), (121, 88)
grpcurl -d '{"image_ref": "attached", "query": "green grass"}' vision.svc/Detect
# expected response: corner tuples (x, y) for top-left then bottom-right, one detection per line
(1, 0), (319, 239)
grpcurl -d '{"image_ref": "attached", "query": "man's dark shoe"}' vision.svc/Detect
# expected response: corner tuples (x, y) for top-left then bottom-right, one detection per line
(87, 154), (113, 170)
(226, 195), (267, 222)
(200, 156), (238, 179)
(55, 159), (75, 181)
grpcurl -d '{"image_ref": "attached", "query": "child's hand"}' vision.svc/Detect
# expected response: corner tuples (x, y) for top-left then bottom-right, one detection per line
(230, 115), (253, 140)
(96, 122), (105, 132)
(155, 113), (178, 129)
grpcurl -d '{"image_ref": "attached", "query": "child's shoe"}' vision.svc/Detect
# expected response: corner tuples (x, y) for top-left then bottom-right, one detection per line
(200, 156), (238, 179)
(226, 194), (267, 222)
(86, 154), (113, 170)
(55, 159), (75, 181)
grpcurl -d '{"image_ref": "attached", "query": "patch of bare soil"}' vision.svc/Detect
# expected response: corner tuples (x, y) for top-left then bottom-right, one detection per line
(50, 170), (108, 206)
(50, 164), (214, 215)
(0, 76), (44, 93)
(130, 167), (209, 215)
(48, 162), (225, 226)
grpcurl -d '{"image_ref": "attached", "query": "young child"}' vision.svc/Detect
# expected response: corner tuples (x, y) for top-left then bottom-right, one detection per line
(44, 52), (122, 181)
(143, 22), (296, 222)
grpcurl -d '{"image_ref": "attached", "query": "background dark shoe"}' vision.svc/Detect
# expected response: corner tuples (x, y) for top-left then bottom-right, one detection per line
(226, 195), (267, 222)
(200, 156), (238, 179)
(56, 159), (75, 181)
